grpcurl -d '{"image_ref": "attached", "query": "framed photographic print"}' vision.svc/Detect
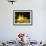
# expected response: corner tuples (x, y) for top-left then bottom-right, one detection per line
(13, 10), (32, 25)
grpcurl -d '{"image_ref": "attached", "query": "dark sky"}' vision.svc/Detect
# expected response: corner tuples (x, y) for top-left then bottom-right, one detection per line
(15, 12), (30, 19)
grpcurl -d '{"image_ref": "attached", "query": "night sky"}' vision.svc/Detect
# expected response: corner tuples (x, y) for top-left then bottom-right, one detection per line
(15, 12), (30, 19)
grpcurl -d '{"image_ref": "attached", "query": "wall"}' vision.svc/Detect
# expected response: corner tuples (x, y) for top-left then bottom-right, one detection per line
(0, 0), (46, 42)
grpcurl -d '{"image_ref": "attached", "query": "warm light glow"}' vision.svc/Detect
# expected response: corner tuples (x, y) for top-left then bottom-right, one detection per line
(16, 14), (30, 23)
(17, 15), (24, 22)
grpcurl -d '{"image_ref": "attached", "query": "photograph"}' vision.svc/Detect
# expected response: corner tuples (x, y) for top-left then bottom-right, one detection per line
(13, 10), (32, 25)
